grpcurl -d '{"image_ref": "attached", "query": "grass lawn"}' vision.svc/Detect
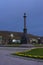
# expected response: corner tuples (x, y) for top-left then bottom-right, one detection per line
(33, 44), (43, 47)
(24, 48), (43, 56)
(12, 48), (43, 59)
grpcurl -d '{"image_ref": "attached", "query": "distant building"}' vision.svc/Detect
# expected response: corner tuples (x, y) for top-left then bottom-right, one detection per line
(30, 38), (38, 44)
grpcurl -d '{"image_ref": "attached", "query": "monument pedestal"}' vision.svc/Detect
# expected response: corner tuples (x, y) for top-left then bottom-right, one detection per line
(21, 34), (27, 44)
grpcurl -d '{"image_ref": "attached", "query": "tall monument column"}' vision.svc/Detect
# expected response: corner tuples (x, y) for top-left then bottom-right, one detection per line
(21, 13), (27, 44)
(23, 13), (27, 34)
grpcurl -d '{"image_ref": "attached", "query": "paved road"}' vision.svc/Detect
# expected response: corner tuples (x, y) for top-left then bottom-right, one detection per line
(0, 47), (43, 65)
